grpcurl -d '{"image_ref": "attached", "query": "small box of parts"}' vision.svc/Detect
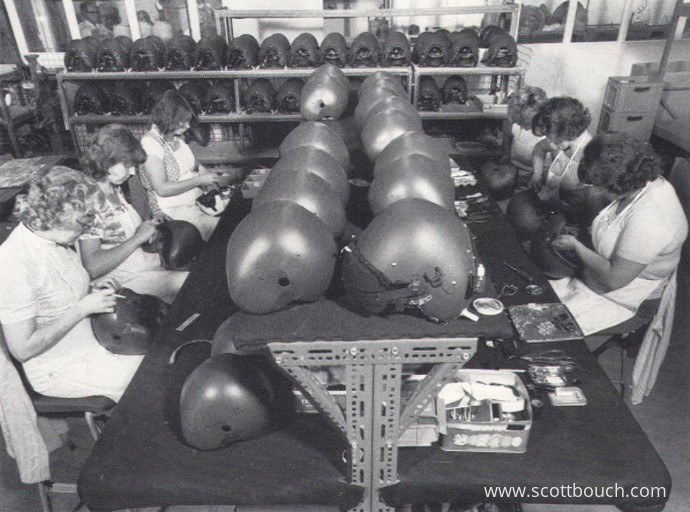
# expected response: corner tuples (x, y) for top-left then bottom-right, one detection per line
(438, 370), (532, 453)
(472, 94), (509, 114)
(240, 168), (271, 199)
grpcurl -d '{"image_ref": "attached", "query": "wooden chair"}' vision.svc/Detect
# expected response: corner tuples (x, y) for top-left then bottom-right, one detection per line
(0, 327), (115, 512)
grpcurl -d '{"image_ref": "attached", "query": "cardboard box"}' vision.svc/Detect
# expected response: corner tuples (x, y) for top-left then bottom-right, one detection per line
(439, 370), (532, 453)
(472, 94), (508, 114)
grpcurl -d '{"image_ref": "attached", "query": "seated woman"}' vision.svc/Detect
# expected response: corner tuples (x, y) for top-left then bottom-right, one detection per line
(79, 124), (189, 304)
(551, 132), (688, 336)
(140, 90), (225, 241)
(530, 96), (593, 216)
(0, 167), (143, 402)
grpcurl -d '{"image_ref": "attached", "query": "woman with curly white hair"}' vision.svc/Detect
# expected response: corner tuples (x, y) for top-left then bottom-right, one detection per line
(0, 167), (142, 402)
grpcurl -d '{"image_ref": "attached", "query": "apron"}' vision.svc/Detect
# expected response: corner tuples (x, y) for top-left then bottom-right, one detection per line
(550, 181), (665, 335)
(539, 132), (590, 202)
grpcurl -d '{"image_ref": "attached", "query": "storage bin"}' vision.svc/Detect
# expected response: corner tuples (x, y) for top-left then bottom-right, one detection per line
(603, 76), (665, 113)
(598, 106), (656, 141)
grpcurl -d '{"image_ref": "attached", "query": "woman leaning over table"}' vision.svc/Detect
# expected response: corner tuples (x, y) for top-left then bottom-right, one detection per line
(139, 90), (225, 241)
(0, 167), (142, 402)
(550, 132), (688, 336)
(78, 124), (189, 304)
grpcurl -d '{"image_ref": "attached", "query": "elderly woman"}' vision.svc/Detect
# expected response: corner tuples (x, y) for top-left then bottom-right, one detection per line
(0, 167), (143, 402)
(78, 124), (189, 304)
(551, 132), (688, 335)
(530, 96), (592, 212)
(140, 90), (225, 241)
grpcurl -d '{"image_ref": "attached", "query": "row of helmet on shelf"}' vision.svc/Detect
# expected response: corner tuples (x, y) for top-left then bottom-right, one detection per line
(71, 77), (305, 116)
(64, 23), (518, 73)
(178, 68), (482, 451)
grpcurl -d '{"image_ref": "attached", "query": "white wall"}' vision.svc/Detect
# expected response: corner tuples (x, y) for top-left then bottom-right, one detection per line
(523, 39), (690, 131)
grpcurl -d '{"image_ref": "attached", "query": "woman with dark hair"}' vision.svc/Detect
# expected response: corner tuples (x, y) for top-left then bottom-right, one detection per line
(0, 167), (142, 401)
(79, 124), (189, 304)
(531, 96), (592, 210)
(140, 90), (224, 240)
(550, 132), (688, 335)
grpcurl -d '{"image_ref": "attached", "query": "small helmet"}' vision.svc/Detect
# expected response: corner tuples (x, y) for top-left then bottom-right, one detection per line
(375, 131), (450, 177)
(226, 200), (337, 314)
(272, 147), (349, 205)
(478, 161), (518, 201)
(506, 189), (561, 240)
(279, 122), (350, 167)
(361, 107), (423, 161)
(142, 220), (205, 270)
(91, 288), (169, 355)
(342, 198), (477, 321)
(179, 353), (295, 450)
(530, 213), (581, 279)
(368, 155), (455, 215)
(253, 167), (346, 237)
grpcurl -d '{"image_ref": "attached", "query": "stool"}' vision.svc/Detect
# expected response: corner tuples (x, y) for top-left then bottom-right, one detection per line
(591, 297), (661, 398)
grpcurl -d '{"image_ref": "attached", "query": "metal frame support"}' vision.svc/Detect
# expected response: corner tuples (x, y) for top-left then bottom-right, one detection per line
(268, 337), (477, 512)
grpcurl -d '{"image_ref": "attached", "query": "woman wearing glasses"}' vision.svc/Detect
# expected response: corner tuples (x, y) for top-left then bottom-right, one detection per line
(78, 124), (188, 304)
(0, 167), (142, 402)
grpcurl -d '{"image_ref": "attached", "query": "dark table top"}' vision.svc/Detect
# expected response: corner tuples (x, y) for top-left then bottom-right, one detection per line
(78, 186), (670, 512)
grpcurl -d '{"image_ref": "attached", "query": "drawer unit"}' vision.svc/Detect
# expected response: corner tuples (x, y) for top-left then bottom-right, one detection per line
(603, 76), (665, 113)
(598, 106), (656, 141)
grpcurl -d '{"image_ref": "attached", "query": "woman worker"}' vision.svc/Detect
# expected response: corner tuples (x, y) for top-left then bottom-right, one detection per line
(78, 124), (189, 304)
(140, 90), (226, 241)
(0, 167), (143, 402)
(530, 96), (592, 214)
(551, 132), (688, 336)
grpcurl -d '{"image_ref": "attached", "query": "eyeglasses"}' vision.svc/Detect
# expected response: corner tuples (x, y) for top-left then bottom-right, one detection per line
(75, 215), (96, 232)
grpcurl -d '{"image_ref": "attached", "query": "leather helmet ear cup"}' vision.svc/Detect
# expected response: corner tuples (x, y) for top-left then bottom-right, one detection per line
(179, 353), (295, 450)
(226, 200), (337, 315)
(91, 288), (169, 355)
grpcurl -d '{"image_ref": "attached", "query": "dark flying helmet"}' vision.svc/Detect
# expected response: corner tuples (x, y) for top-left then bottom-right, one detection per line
(342, 198), (477, 322)
(226, 200), (337, 315)
(179, 353), (295, 450)
(91, 288), (169, 355)
(142, 220), (205, 270)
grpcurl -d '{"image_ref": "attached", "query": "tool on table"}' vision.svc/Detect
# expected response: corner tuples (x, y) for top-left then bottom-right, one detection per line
(503, 262), (536, 284)
(519, 349), (577, 372)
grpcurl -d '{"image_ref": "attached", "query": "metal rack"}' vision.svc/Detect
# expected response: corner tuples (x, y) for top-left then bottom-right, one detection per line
(267, 336), (477, 512)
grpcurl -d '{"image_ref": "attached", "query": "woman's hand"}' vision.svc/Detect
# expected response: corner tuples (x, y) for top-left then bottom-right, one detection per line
(78, 288), (117, 316)
(91, 276), (120, 292)
(528, 176), (542, 192)
(551, 234), (578, 251)
(197, 166), (222, 187)
(134, 219), (159, 245)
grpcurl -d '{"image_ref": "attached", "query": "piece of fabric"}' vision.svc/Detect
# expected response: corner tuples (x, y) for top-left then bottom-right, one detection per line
(540, 130), (591, 202)
(140, 127), (219, 240)
(631, 269), (677, 404)
(80, 187), (189, 303)
(0, 335), (51, 484)
(510, 123), (543, 171)
(550, 177), (687, 335)
(0, 224), (144, 401)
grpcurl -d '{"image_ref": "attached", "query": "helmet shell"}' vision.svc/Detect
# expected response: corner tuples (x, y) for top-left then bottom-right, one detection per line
(375, 131), (450, 177)
(142, 220), (204, 271)
(253, 167), (346, 237)
(179, 353), (295, 450)
(91, 287), (169, 355)
(478, 161), (518, 201)
(368, 155), (455, 215)
(354, 93), (414, 131)
(506, 189), (561, 240)
(342, 198), (476, 321)
(279, 122), (350, 167)
(226, 200), (337, 314)
(272, 147), (349, 205)
(530, 213), (581, 279)
(361, 108), (423, 161)
(300, 64), (349, 121)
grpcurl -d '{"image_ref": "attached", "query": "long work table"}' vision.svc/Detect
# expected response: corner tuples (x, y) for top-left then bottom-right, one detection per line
(78, 177), (671, 512)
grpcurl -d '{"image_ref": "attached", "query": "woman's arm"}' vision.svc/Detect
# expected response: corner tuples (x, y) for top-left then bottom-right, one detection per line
(552, 234), (647, 293)
(79, 220), (159, 278)
(3, 289), (118, 362)
(142, 155), (213, 197)
(528, 138), (554, 191)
